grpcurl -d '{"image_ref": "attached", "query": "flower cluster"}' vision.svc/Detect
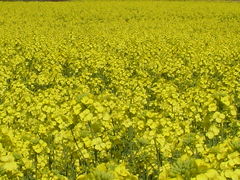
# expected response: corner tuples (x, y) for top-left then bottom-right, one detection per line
(0, 1), (240, 179)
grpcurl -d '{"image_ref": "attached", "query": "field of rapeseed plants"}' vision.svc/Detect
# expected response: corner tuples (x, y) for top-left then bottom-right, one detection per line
(0, 1), (240, 179)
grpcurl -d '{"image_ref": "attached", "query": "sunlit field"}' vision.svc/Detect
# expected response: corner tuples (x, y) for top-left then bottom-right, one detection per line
(0, 1), (240, 179)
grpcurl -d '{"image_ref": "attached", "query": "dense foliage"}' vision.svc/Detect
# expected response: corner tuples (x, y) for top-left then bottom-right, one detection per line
(0, 1), (240, 179)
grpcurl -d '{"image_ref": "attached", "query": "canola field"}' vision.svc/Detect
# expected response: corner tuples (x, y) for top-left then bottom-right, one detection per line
(0, 1), (240, 179)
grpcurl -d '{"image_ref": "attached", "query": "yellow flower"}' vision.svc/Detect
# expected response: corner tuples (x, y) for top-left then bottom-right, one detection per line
(207, 125), (220, 139)
(234, 169), (240, 176)
(82, 149), (90, 159)
(92, 137), (104, 151)
(81, 96), (93, 105)
(0, 153), (18, 172)
(0, 154), (14, 162)
(94, 102), (104, 113)
(221, 96), (231, 106)
(105, 141), (112, 149)
(224, 170), (235, 179)
(83, 137), (92, 148)
(130, 107), (136, 114)
(33, 144), (43, 154)
(84, 113), (93, 121)
(205, 169), (219, 179)
(137, 120), (145, 130)
(212, 112), (225, 123)
(115, 163), (130, 177)
(103, 113), (111, 121)
(208, 103), (217, 112)
(2, 161), (18, 171)
(76, 175), (88, 180)
(73, 104), (82, 115)
(206, 131), (215, 139)
(32, 140), (47, 153)
(195, 159), (210, 170)
(196, 174), (208, 180)
(211, 126), (220, 135)
(80, 109), (93, 121)
(220, 162), (231, 170)
(96, 163), (107, 171)
(229, 105), (237, 116)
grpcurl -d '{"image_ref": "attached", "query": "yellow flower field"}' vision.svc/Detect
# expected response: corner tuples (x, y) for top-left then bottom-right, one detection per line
(0, 1), (240, 179)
